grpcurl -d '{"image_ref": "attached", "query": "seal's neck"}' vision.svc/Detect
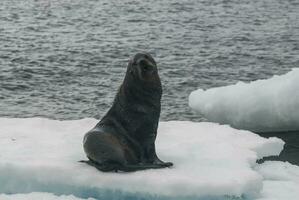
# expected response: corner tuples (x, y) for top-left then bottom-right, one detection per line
(122, 70), (162, 104)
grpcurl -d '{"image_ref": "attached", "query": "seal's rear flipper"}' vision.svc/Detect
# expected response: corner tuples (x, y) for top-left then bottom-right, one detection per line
(118, 163), (173, 172)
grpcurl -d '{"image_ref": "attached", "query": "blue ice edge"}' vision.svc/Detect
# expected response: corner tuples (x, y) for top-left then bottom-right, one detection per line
(0, 174), (245, 200)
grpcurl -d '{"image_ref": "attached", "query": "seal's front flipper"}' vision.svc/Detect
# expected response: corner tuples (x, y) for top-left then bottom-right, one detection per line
(143, 143), (173, 167)
(155, 158), (173, 167)
(150, 153), (173, 167)
(158, 161), (173, 167)
(119, 163), (173, 172)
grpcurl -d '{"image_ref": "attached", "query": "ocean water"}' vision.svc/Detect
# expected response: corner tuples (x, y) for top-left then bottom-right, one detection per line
(0, 0), (299, 121)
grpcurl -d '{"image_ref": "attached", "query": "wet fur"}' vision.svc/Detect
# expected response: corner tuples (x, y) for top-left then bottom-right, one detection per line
(82, 53), (173, 172)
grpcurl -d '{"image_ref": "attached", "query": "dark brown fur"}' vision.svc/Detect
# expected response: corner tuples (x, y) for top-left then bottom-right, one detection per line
(82, 53), (173, 172)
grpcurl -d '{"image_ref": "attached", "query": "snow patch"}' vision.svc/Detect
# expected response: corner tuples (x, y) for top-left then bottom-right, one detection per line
(0, 118), (287, 199)
(0, 192), (95, 200)
(256, 161), (299, 200)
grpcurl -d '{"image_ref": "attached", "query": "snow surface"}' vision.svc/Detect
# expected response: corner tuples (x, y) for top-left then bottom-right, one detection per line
(256, 161), (299, 200)
(189, 69), (299, 132)
(0, 118), (297, 200)
(0, 192), (95, 200)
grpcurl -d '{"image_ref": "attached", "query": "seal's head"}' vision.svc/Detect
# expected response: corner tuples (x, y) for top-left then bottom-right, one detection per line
(128, 53), (159, 83)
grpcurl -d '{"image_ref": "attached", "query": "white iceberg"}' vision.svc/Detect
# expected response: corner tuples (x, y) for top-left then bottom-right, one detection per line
(0, 118), (296, 199)
(189, 69), (299, 132)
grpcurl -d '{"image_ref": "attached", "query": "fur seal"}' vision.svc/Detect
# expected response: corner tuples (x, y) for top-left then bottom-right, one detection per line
(82, 53), (173, 172)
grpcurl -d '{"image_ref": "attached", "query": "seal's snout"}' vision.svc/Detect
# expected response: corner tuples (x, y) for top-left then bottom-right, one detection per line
(133, 53), (157, 73)
(129, 53), (159, 82)
(138, 58), (156, 73)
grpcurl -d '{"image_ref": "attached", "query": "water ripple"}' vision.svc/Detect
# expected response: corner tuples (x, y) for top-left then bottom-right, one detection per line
(0, 0), (298, 121)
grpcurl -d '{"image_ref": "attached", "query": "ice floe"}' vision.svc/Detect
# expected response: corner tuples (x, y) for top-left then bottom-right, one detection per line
(0, 118), (294, 199)
(189, 69), (299, 132)
(0, 192), (95, 200)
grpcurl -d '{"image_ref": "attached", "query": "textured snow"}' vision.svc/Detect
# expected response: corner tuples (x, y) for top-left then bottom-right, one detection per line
(0, 118), (292, 200)
(189, 69), (299, 132)
(256, 161), (299, 200)
(0, 192), (95, 200)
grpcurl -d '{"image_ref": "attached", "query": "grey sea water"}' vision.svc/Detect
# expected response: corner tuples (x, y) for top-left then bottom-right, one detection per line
(0, 0), (299, 121)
